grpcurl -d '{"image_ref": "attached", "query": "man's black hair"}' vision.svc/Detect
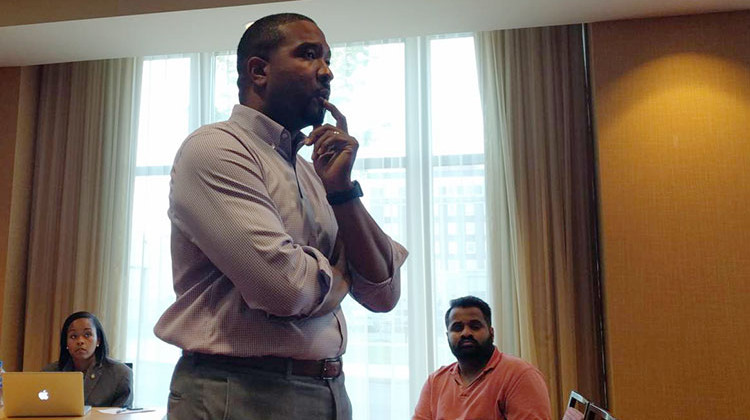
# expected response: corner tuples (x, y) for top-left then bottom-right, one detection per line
(444, 295), (492, 328)
(236, 13), (317, 95)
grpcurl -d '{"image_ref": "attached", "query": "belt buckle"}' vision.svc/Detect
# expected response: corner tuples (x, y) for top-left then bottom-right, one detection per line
(320, 358), (340, 379)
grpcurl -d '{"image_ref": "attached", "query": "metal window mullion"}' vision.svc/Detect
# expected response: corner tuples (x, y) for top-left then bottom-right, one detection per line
(403, 36), (425, 410)
(404, 35), (434, 413)
(418, 35), (436, 375)
(199, 52), (216, 125)
(187, 53), (203, 131)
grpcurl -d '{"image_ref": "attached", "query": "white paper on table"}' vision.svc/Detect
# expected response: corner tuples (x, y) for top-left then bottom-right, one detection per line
(98, 408), (156, 414)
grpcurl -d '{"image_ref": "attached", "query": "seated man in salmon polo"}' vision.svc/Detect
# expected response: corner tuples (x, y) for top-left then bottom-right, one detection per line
(413, 296), (552, 420)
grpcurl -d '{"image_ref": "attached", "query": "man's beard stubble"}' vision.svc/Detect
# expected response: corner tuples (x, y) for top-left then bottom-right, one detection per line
(449, 336), (495, 365)
(306, 97), (327, 127)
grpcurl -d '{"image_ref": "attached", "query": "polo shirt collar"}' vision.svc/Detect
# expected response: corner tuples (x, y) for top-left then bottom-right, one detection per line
(451, 346), (502, 385)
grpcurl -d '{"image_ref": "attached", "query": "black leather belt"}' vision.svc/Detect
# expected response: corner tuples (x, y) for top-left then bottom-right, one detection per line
(184, 351), (343, 379)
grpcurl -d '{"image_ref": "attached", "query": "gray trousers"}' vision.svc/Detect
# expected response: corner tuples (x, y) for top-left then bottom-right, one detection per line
(167, 354), (352, 420)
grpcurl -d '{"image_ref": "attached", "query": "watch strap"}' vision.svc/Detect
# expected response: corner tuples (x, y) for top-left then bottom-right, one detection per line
(326, 180), (363, 205)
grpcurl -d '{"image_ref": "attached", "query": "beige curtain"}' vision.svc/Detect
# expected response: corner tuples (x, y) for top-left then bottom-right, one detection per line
(476, 25), (604, 418)
(0, 66), (40, 373)
(22, 58), (137, 370)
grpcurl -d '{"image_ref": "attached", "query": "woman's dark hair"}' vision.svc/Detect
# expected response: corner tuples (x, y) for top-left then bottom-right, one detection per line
(56, 311), (109, 370)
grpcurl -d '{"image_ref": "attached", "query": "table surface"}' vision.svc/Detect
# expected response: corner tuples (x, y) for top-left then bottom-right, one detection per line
(0, 406), (166, 419)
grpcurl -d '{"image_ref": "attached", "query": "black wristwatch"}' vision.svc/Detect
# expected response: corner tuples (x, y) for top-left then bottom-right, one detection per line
(326, 181), (363, 205)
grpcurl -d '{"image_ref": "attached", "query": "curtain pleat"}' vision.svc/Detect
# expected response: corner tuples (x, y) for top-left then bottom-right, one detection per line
(22, 58), (137, 370)
(476, 25), (604, 419)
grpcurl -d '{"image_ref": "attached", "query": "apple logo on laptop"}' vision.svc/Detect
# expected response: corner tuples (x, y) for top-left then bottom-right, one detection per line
(38, 389), (50, 401)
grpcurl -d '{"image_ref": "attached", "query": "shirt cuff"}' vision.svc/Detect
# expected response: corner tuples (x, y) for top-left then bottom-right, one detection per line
(298, 244), (335, 316)
(349, 238), (408, 312)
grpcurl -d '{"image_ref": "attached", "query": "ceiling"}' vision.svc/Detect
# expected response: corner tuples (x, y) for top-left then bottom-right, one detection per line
(0, 0), (747, 66)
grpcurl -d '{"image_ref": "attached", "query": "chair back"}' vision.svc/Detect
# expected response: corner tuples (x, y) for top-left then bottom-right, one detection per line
(584, 403), (617, 420)
(562, 391), (588, 420)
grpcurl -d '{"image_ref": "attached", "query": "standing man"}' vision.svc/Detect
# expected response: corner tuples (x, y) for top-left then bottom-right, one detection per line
(413, 296), (551, 420)
(154, 13), (407, 420)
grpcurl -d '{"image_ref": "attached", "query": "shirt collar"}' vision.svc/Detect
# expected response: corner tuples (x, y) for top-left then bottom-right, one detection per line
(450, 346), (502, 384)
(229, 104), (307, 162)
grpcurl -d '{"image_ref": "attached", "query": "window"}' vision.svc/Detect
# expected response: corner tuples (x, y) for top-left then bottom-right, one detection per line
(127, 35), (486, 419)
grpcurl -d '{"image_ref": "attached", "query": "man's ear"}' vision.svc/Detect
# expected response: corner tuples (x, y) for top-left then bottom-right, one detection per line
(489, 326), (495, 342)
(247, 56), (269, 87)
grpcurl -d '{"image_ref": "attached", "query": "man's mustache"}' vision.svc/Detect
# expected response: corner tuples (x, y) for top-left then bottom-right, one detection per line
(459, 338), (478, 346)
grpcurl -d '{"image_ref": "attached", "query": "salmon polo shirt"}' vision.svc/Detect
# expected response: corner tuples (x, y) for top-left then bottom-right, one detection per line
(413, 348), (551, 420)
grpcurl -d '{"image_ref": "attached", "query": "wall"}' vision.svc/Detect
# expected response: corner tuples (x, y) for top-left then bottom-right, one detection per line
(0, 0), (286, 27)
(590, 10), (750, 419)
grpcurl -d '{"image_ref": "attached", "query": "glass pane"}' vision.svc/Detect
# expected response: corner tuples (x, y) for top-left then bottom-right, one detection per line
(331, 41), (409, 420)
(429, 35), (488, 369)
(431, 164), (488, 368)
(429, 36), (484, 156)
(126, 175), (181, 407)
(342, 167), (409, 419)
(213, 53), (237, 122)
(136, 57), (191, 167)
(322, 42), (406, 159)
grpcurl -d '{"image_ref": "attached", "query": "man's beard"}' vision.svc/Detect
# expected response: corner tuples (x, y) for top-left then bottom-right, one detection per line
(303, 97), (327, 127)
(449, 336), (495, 364)
(264, 88), (327, 130)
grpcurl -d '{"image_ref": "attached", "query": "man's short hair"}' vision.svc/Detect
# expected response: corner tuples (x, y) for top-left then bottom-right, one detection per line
(444, 295), (492, 328)
(236, 13), (317, 92)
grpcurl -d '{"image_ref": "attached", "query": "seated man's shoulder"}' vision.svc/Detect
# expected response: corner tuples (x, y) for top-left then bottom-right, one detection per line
(494, 352), (544, 379)
(429, 361), (459, 381)
(498, 352), (535, 367)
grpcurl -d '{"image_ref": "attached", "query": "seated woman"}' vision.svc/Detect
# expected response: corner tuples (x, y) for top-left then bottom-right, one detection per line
(43, 311), (133, 407)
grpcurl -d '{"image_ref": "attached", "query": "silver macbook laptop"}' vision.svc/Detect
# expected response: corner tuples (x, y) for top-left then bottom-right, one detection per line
(2, 372), (91, 418)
